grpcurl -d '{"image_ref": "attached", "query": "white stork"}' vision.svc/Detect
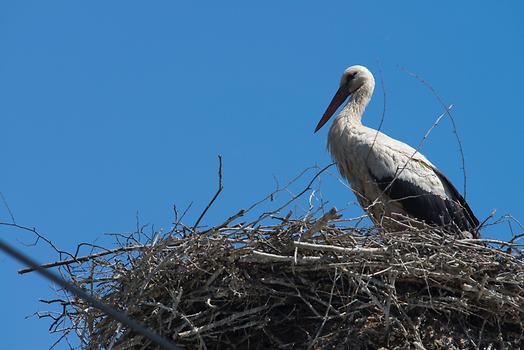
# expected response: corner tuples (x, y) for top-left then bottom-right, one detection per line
(315, 65), (479, 237)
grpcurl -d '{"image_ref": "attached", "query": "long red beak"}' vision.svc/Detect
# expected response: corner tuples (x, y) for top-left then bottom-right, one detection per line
(314, 86), (350, 133)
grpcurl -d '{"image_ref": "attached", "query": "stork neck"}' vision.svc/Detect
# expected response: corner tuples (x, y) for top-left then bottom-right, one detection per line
(338, 83), (373, 125)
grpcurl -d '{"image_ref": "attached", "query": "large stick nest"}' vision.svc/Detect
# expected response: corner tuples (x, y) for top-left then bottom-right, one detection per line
(37, 169), (524, 349)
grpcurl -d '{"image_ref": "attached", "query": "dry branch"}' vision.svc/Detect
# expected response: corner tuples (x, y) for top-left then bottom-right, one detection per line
(17, 244), (146, 274)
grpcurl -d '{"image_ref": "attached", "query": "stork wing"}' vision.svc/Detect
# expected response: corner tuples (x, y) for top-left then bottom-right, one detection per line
(429, 166), (480, 231)
(369, 158), (479, 235)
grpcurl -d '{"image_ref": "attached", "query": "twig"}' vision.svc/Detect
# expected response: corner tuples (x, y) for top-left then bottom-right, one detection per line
(202, 209), (245, 235)
(294, 241), (387, 255)
(193, 155), (223, 230)
(301, 207), (340, 240)
(243, 250), (322, 263)
(246, 163), (335, 227)
(308, 267), (338, 349)
(0, 222), (71, 258)
(18, 244), (147, 274)
(177, 305), (269, 338)
(0, 192), (16, 224)
(400, 66), (468, 198)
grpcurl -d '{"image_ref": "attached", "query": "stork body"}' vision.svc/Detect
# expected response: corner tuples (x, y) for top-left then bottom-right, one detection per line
(315, 65), (479, 236)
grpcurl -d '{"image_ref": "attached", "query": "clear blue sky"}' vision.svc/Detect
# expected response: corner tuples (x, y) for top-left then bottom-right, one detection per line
(1, 1), (523, 348)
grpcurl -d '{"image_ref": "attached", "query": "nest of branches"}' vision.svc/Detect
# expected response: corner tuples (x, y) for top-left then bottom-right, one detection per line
(31, 166), (524, 349)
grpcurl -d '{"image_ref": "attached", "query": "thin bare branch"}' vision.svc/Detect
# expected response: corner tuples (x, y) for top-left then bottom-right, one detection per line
(0, 192), (16, 224)
(399, 66), (468, 198)
(18, 244), (147, 275)
(193, 155), (223, 230)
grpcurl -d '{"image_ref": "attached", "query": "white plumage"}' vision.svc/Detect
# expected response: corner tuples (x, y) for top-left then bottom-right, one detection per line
(315, 65), (479, 236)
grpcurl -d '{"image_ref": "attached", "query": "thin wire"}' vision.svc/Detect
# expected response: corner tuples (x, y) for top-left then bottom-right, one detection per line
(0, 238), (180, 350)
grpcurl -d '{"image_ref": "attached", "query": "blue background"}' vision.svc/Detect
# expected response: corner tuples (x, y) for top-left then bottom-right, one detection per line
(1, 1), (522, 348)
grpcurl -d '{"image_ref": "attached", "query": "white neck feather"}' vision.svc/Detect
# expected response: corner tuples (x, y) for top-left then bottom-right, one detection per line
(337, 81), (374, 125)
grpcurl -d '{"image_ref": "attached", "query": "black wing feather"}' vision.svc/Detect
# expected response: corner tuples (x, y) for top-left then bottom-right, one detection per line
(430, 167), (480, 229)
(371, 169), (479, 235)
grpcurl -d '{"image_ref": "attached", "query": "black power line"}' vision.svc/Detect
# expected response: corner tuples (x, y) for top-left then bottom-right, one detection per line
(0, 239), (180, 350)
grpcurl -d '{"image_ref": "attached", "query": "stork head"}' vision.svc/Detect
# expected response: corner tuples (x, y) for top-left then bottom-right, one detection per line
(314, 65), (375, 132)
